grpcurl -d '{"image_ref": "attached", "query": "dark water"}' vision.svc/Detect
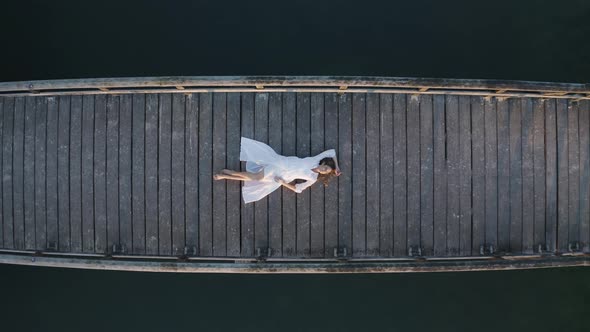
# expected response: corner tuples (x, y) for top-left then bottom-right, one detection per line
(2, 1), (590, 331)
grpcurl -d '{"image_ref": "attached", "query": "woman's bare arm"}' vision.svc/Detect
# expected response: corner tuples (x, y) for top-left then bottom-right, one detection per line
(332, 155), (341, 175)
(275, 177), (299, 192)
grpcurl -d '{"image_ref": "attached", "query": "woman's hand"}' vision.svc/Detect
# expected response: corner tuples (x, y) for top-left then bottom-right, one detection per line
(334, 168), (342, 176)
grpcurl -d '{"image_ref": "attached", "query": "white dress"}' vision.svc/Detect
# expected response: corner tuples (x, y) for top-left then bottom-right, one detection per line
(239, 137), (337, 204)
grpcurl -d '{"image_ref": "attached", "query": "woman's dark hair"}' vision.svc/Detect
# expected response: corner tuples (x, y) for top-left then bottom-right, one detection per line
(317, 157), (337, 186)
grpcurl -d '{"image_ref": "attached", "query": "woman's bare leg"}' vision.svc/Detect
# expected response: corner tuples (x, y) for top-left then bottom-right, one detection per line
(213, 173), (245, 181)
(215, 169), (263, 181)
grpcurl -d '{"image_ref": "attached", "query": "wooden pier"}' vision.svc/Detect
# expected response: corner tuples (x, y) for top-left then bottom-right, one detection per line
(0, 76), (589, 273)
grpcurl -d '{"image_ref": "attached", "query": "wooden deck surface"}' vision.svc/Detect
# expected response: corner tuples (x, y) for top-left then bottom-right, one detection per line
(1, 78), (590, 268)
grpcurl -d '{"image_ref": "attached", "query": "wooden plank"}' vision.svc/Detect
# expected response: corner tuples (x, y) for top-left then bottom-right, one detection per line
(351, 93), (366, 256)
(240, 93), (255, 256)
(225, 93), (240, 256)
(522, 98), (535, 253)
(407, 95), (421, 254)
(296, 92), (311, 257)
(198, 93), (214, 256)
(393, 94), (407, 256)
(544, 99), (558, 252)
(13, 97), (25, 249)
(533, 98), (546, 249)
(568, 101), (580, 247)
(484, 97), (498, 250)
(35, 97), (48, 250)
(509, 98), (523, 253)
(379, 94), (394, 256)
(2, 97), (15, 248)
(213, 92), (227, 256)
(93, 95), (107, 253)
(0, 98), (3, 248)
(433, 95), (447, 256)
(145, 94), (159, 255)
(158, 94), (173, 255)
(420, 95), (434, 255)
(132, 94), (146, 254)
(69, 96), (82, 252)
(458, 96), (472, 256)
(119, 95), (133, 252)
(471, 96), (485, 253)
(281, 92), (296, 256)
(267, 92), (282, 257)
(497, 98), (511, 252)
(310, 93), (325, 257)
(3, 76), (588, 94)
(106, 95), (120, 252)
(254, 93), (268, 255)
(338, 93), (352, 254)
(556, 99), (569, 252)
(172, 94), (186, 255)
(81, 95), (94, 253)
(57, 96), (71, 251)
(579, 100), (590, 253)
(446, 95), (460, 256)
(366, 93), (380, 256)
(324, 93), (339, 257)
(184, 94), (199, 253)
(46, 97), (58, 250)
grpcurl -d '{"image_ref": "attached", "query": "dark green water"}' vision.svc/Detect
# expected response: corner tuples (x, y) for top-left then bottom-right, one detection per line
(2, 1), (590, 331)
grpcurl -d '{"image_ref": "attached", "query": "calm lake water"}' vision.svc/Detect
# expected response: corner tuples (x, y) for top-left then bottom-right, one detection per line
(1, 1), (590, 331)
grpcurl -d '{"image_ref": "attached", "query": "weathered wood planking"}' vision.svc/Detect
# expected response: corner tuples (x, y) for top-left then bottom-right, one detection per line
(324, 93), (339, 257)
(458, 96), (472, 256)
(568, 101), (580, 249)
(185, 94), (200, 253)
(406, 95), (421, 254)
(497, 98), (511, 252)
(35, 97), (47, 250)
(392, 94), (407, 256)
(133, 94), (146, 254)
(471, 96), (485, 254)
(379, 94), (394, 257)
(420, 95), (434, 256)
(365, 93), (380, 256)
(509, 98), (523, 253)
(81, 96), (94, 253)
(446, 95), (460, 256)
(13, 97), (25, 250)
(533, 99), (546, 250)
(310, 93), (325, 257)
(545, 99), (558, 253)
(338, 94), (352, 255)
(172, 94), (186, 255)
(93, 95), (107, 254)
(281, 93), (296, 257)
(254, 93), (268, 255)
(158, 94), (173, 255)
(225, 93), (240, 256)
(521, 98), (535, 253)
(119, 95), (133, 252)
(267, 93), (282, 257)
(433, 95), (447, 256)
(484, 97), (498, 250)
(2, 86), (590, 266)
(296, 93), (311, 257)
(145, 94), (159, 255)
(351, 93), (366, 256)
(240, 93), (255, 257)
(2, 98), (14, 248)
(212, 92), (227, 256)
(106, 95), (119, 252)
(580, 100), (590, 253)
(69, 96), (82, 252)
(199, 93), (214, 256)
